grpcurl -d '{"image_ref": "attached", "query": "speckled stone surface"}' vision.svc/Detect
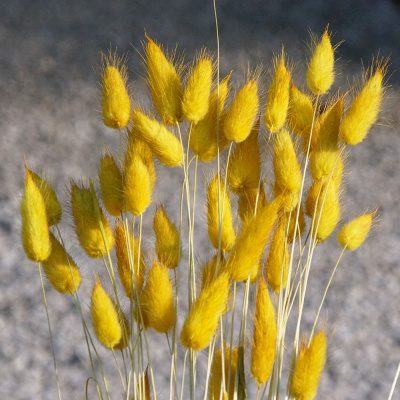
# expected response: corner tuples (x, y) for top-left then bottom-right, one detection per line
(1, 1), (399, 399)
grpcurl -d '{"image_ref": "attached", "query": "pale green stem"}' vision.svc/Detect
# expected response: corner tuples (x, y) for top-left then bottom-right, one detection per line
(37, 262), (63, 400)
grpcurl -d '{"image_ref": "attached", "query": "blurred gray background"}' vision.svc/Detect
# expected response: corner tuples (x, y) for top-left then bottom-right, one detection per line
(1, 0), (399, 399)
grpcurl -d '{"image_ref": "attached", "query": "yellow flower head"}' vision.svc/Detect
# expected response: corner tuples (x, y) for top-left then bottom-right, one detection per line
(180, 272), (230, 351)
(225, 198), (280, 282)
(207, 173), (236, 252)
(266, 218), (289, 293)
(223, 79), (259, 143)
(132, 109), (183, 167)
(101, 50), (131, 130)
(288, 82), (314, 137)
(145, 35), (183, 125)
(251, 276), (276, 386)
(307, 28), (335, 95)
(70, 181), (115, 258)
(265, 51), (291, 133)
(273, 129), (302, 212)
(290, 331), (327, 400)
(227, 118), (261, 194)
(340, 62), (386, 145)
(337, 210), (376, 250)
(21, 166), (51, 262)
(154, 205), (180, 269)
(99, 151), (124, 217)
(29, 170), (62, 226)
(182, 52), (213, 123)
(138, 260), (176, 333)
(42, 232), (81, 294)
(91, 278), (122, 349)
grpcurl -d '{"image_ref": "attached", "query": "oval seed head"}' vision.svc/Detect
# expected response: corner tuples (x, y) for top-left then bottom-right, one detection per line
(91, 279), (122, 349)
(70, 182), (115, 258)
(289, 331), (327, 400)
(21, 168), (51, 262)
(138, 260), (176, 333)
(340, 66), (385, 145)
(182, 55), (213, 123)
(154, 205), (180, 269)
(223, 79), (259, 143)
(207, 174), (236, 252)
(180, 272), (230, 351)
(101, 51), (131, 130)
(265, 53), (291, 133)
(115, 220), (145, 298)
(337, 210), (376, 250)
(189, 75), (230, 162)
(42, 232), (81, 294)
(227, 119), (261, 194)
(273, 130), (302, 212)
(132, 109), (184, 167)
(145, 35), (182, 125)
(237, 183), (268, 226)
(209, 346), (238, 400)
(288, 82), (314, 137)
(225, 198), (280, 282)
(266, 219), (289, 293)
(29, 170), (62, 226)
(308, 180), (340, 242)
(251, 277), (277, 386)
(99, 152), (124, 216)
(307, 28), (335, 95)
(124, 153), (154, 216)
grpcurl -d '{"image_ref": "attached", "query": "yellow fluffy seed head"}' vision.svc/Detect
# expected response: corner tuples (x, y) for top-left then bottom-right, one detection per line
(180, 272), (230, 350)
(227, 119), (261, 194)
(138, 260), (176, 333)
(207, 174), (236, 252)
(251, 276), (277, 385)
(307, 29), (335, 95)
(99, 152), (124, 216)
(223, 79), (259, 143)
(29, 170), (62, 226)
(70, 182), (114, 258)
(154, 205), (180, 269)
(340, 67), (384, 145)
(189, 75), (230, 162)
(225, 198), (280, 282)
(101, 52), (131, 129)
(288, 83), (314, 137)
(182, 56), (213, 123)
(124, 152), (154, 216)
(91, 279), (122, 349)
(266, 219), (289, 293)
(145, 35), (182, 125)
(209, 346), (238, 400)
(337, 210), (376, 250)
(237, 183), (268, 226)
(42, 232), (81, 294)
(290, 331), (327, 400)
(307, 180), (340, 242)
(115, 220), (145, 298)
(273, 130), (302, 212)
(265, 54), (291, 133)
(21, 168), (51, 262)
(132, 109), (183, 167)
